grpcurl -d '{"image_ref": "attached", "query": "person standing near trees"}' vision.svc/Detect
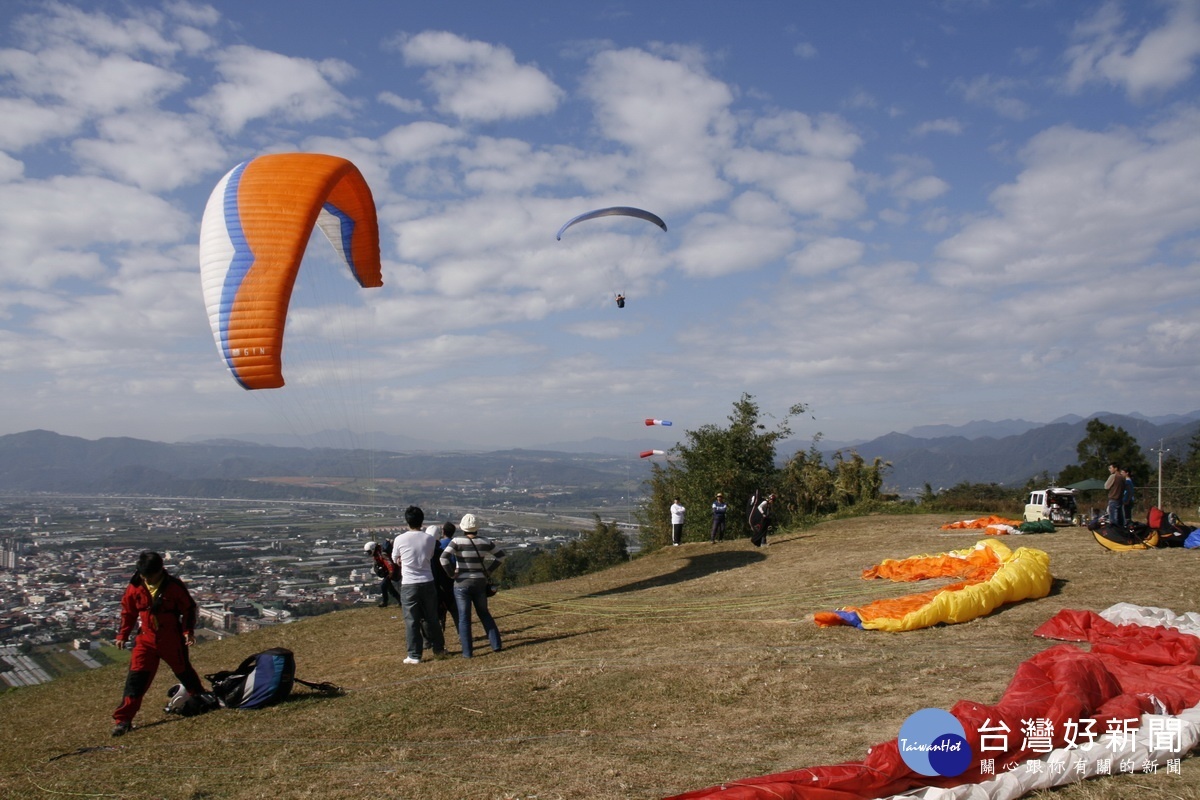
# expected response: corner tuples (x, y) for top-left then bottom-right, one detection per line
(670, 497), (686, 546)
(1105, 463), (1125, 526)
(1122, 468), (1136, 525)
(710, 493), (727, 543)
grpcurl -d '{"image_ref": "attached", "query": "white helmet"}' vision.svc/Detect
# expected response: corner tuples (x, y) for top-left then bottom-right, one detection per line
(363, 541), (376, 553)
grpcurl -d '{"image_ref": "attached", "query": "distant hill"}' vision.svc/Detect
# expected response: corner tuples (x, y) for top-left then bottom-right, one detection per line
(3, 411), (1198, 499)
(817, 412), (1200, 494)
(0, 430), (645, 500)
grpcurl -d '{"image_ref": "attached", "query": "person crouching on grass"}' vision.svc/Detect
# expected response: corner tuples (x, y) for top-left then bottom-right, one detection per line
(111, 551), (206, 737)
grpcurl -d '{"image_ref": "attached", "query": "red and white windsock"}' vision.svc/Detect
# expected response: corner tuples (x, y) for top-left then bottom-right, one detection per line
(639, 449), (666, 459)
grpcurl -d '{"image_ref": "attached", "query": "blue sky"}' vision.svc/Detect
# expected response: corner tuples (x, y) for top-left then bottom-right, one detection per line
(2, 0), (1199, 452)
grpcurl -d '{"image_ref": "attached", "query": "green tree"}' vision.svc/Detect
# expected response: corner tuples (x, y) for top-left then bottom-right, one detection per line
(1057, 419), (1151, 488)
(516, 516), (630, 585)
(636, 395), (806, 552)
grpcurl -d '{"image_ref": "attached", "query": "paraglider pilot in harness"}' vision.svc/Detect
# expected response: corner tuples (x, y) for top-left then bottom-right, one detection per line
(615, 292), (625, 308)
(111, 550), (206, 737)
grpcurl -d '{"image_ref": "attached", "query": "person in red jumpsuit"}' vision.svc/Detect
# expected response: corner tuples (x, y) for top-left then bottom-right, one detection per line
(111, 551), (206, 736)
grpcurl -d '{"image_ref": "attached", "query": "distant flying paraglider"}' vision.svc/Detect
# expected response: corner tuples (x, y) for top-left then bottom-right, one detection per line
(555, 206), (667, 309)
(555, 206), (668, 241)
(644, 419), (672, 427)
(198, 153), (383, 390)
(639, 450), (666, 459)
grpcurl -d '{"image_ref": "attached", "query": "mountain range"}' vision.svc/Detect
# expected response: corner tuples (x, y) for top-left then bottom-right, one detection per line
(2, 411), (1197, 499)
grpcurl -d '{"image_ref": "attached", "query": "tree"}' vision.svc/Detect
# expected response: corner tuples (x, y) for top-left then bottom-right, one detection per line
(1057, 419), (1151, 488)
(636, 394), (806, 552)
(515, 516), (629, 584)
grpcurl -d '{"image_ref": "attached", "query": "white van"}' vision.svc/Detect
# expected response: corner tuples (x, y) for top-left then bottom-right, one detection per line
(1024, 488), (1079, 525)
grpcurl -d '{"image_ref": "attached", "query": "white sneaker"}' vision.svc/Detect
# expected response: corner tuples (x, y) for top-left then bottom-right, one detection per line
(403, 656), (420, 664)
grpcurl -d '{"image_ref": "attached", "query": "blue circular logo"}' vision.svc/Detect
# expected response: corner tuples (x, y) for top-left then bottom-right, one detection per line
(897, 708), (972, 777)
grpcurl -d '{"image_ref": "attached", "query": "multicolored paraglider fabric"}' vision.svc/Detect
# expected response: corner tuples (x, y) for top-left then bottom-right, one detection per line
(813, 539), (1052, 632)
(199, 153), (383, 390)
(667, 603), (1200, 800)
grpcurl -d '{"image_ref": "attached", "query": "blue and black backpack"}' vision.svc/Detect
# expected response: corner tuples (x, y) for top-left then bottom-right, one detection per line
(205, 647), (341, 709)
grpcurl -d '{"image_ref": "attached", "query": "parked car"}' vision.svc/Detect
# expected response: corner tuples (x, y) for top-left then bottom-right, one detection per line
(1024, 488), (1079, 525)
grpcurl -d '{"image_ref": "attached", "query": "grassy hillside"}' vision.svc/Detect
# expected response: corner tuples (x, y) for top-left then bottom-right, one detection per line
(3, 514), (1200, 800)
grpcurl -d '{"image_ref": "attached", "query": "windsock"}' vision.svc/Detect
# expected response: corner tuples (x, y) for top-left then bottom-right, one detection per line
(644, 419), (672, 426)
(639, 450), (666, 459)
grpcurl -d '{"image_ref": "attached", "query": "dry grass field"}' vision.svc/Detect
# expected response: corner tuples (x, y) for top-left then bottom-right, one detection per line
(3, 512), (1200, 800)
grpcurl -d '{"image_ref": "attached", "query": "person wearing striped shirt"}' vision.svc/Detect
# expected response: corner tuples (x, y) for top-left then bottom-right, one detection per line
(439, 513), (504, 658)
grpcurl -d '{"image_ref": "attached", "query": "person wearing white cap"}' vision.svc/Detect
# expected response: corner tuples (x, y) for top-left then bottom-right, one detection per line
(439, 513), (505, 658)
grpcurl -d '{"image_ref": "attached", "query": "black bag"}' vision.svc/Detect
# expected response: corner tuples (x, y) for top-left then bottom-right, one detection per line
(205, 648), (341, 709)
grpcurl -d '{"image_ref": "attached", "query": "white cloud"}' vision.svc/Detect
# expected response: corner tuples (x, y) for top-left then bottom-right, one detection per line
(911, 118), (964, 137)
(72, 111), (226, 191)
(934, 107), (1200, 287)
(0, 176), (192, 288)
(751, 111), (862, 159)
(397, 31), (563, 122)
(1064, 0), (1200, 98)
(725, 149), (865, 221)
(952, 74), (1031, 119)
(582, 47), (735, 207)
(193, 45), (355, 133)
(378, 91), (425, 114)
(789, 237), (865, 276)
(0, 97), (82, 150)
(0, 46), (186, 116)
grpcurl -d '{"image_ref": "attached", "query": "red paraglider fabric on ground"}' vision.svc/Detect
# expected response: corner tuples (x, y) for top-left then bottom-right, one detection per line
(664, 609), (1200, 800)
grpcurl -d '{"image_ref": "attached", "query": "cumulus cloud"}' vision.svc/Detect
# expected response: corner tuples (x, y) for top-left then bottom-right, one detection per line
(0, 176), (192, 288)
(1064, 0), (1200, 99)
(952, 74), (1031, 119)
(582, 47), (734, 206)
(934, 106), (1200, 286)
(911, 118), (964, 137)
(395, 31), (563, 121)
(72, 111), (226, 191)
(193, 46), (356, 133)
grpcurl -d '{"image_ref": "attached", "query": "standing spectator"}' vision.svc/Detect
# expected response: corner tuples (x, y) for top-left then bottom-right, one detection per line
(1122, 468), (1136, 526)
(1105, 463), (1124, 526)
(391, 506), (445, 664)
(430, 523), (459, 634)
(756, 493), (777, 547)
(670, 498), (686, 546)
(365, 541), (401, 608)
(440, 513), (505, 658)
(710, 493), (728, 543)
(111, 551), (206, 737)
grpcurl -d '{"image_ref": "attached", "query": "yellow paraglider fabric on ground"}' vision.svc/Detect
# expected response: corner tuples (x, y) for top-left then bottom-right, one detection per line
(813, 539), (1052, 632)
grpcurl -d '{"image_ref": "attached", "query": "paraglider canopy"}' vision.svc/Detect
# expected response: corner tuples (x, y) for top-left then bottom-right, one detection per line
(198, 152), (383, 390)
(644, 419), (672, 427)
(555, 206), (667, 241)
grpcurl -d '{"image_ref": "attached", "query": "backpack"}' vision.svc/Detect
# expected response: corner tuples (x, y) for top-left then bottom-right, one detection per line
(205, 647), (342, 709)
